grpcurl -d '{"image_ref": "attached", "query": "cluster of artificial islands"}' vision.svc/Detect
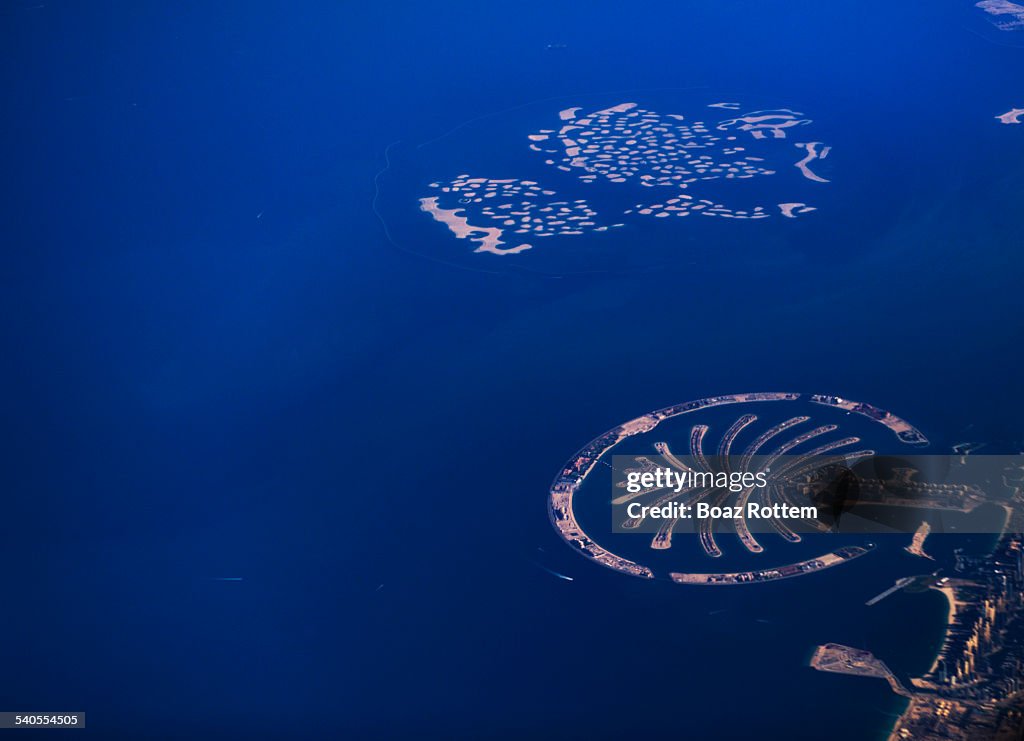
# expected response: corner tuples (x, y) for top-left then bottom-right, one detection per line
(532, 102), (827, 221)
(419, 101), (831, 256)
(977, 0), (1024, 31)
(529, 103), (805, 186)
(548, 392), (934, 583)
(548, 391), (1024, 738)
(419, 97), (1020, 255)
(420, 176), (621, 256)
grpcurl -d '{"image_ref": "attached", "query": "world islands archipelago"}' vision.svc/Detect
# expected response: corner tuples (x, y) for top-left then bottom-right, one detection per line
(419, 101), (831, 257)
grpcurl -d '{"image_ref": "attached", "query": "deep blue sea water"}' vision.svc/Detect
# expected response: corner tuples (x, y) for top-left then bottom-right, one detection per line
(2, 1), (1023, 738)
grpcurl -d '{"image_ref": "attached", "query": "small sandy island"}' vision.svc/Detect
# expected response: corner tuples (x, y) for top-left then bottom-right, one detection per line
(996, 108), (1024, 124)
(904, 520), (934, 560)
(778, 202), (816, 218)
(793, 142), (830, 182)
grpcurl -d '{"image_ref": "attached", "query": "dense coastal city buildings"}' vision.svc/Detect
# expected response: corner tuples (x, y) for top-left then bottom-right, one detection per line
(812, 535), (1024, 740)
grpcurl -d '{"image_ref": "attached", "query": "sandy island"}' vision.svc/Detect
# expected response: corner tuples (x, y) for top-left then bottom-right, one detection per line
(778, 202), (816, 218)
(419, 197), (531, 255)
(794, 142), (830, 182)
(996, 108), (1024, 124)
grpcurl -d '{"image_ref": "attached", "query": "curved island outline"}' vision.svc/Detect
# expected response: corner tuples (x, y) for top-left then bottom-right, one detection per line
(548, 392), (929, 584)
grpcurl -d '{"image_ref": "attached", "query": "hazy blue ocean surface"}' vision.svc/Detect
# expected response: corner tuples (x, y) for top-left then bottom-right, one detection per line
(2, 1), (1023, 738)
